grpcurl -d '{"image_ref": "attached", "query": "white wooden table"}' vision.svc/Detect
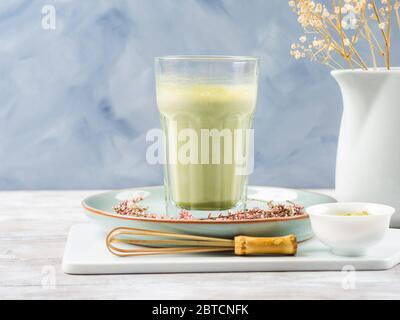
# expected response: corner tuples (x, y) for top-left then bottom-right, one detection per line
(1, 189), (400, 300)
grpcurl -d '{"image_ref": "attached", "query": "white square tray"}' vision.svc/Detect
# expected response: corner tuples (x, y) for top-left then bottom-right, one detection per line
(62, 224), (400, 274)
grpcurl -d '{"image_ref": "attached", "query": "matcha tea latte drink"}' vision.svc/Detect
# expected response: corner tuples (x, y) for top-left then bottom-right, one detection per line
(155, 56), (259, 212)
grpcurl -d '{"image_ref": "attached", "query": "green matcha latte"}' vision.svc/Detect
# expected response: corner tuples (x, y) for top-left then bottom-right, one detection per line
(156, 81), (257, 210)
(155, 56), (259, 212)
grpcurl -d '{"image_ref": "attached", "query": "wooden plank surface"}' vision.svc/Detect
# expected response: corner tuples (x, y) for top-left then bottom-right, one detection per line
(0, 189), (399, 300)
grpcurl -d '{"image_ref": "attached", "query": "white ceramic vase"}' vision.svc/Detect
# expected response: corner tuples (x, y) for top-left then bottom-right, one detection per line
(332, 69), (400, 227)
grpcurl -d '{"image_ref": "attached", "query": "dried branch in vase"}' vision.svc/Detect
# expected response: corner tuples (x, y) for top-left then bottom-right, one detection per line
(289, 0), (400, 70)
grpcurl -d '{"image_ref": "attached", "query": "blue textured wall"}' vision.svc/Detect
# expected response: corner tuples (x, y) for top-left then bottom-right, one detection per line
(0, 0), (344, 190)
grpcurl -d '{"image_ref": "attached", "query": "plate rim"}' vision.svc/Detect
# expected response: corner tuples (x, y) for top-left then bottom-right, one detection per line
(82, 185), (336, 225)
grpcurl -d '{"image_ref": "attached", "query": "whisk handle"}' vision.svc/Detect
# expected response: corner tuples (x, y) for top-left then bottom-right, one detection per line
(234, 235), (297, 256)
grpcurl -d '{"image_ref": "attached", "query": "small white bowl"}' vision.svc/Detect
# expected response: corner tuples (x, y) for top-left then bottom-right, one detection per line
(307, 202), (394, 257)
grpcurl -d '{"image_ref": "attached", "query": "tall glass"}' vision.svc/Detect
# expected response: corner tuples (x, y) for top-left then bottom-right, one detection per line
(155, 56), (259, 212)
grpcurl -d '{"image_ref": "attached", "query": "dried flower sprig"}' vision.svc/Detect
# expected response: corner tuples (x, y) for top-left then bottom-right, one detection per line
(207, 201), (305, 221)
(113, 196), (157, 218)
(113, 197), (306, 221)
(289, 0), (400, 70)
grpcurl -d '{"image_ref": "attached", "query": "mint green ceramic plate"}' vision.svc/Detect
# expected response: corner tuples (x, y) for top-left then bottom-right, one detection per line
(82, 186), (336, 242)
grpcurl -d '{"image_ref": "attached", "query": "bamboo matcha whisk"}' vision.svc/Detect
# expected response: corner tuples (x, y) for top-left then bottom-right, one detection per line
(106, 227), (297, 257)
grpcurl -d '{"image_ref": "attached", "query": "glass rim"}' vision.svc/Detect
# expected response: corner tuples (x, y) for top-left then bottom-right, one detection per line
(155, 55), (259, 62)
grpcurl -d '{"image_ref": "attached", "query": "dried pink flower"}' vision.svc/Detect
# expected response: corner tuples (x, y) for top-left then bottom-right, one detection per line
(112, 197), (306, 221)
